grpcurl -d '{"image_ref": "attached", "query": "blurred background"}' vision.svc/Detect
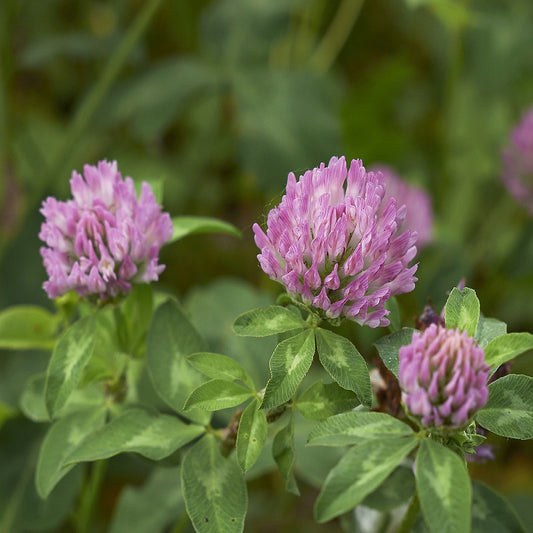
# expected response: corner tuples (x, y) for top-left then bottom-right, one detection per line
(1, 0), (532, 531)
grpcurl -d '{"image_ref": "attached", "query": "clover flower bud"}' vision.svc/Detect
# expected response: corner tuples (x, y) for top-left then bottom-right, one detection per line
(371, 165), (433, 247)
(502, 106), (533, 214)
(253, 156), (418, 327)
(39, 160), (173, 300)
(399, 324), (490, 431)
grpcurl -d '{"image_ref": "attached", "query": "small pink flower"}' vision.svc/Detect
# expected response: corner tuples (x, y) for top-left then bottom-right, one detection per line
(253, 156), (418, 327)
(399, 324), (490, 431)
(39, 160), (173, 300)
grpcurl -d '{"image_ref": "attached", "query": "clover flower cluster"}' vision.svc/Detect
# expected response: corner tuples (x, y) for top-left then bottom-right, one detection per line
(371, 165), (433, 247)
(253, 156), (418, 327)
(39, 160), (173, 300)
(502, 106), (533, 214)
(399, 324), (490, 431)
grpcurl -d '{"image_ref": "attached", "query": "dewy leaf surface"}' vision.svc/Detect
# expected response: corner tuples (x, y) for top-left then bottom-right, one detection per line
(36, 407), (106, 498)
(236, 399), (267, 473)
(65, 408), (205, 463)
(314, 436), (418, 522)
(261, 330), (315, 409)
(483, 333), (533, 369)
(182, 435), (247, 533)
(315, 328), (372, 406)
(232, 305), (306, 337)
(416, 439), (472, 533)
(374, 327), (416, 377)
(146, 300), (210, 424)
(44, 315), (96, 417)
(444, 287), (480, 337)
(307, 411), (413, 447)
(476, 374), (533, 439)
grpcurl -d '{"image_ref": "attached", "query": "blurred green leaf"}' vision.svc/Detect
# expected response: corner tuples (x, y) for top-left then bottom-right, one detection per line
(36, 407), (106, 498)
(233, 305), (307, 337)
(362, 465), (416, 512)
(385, 297), (401, 332)
(416, 439), (472, 533)
(307, 412), (414, 447)
(110, 467), (185, 533)
(184, 380), (253, 411)
(65, 408), (205, 464)
(146, 300), (210, 424)
(295, 381), (359, 420)
(477, 374), (533, 440)
(314, 436), (418, 523)
(484, 333), (533, 369)
(272, 412), (299, 495)
(170, 216), (241, 243)
(316, 328), (372, 407)
(236, 398), (267, 473)
(0, 306), (59, 350)
(475, 316), (507, 348)
(262, 330), (315, 409)
(181, 434), (247, 533)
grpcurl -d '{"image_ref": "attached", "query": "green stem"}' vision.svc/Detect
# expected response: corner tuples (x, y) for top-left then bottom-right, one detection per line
(37, 0), (164, 202)
(397, 492), (420, 533)
(309, 0), (365, 73)
(74, 460), (108, 533)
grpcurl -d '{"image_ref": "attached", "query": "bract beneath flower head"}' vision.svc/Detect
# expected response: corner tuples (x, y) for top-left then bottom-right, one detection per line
(253, 156), (418, 327)
(39, 160), (173, 301)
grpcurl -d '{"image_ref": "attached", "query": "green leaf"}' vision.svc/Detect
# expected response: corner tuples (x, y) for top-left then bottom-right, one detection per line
(181, 434), (247, 533)
(471, 481), (526, 533)
(444, 287), (480, 337)
(374, 328), (416, 377)
(272, 413), (299, 495)
(261, 330), (315, 409)
(170, 216), (241, 243)
(184, 380), (253, 411)
(236, 399), (267, 473)
(307, 412), (414, 447)
(0, 306), (59, 350)
(296, 381), (359, 420)
(232, 305), (307, 337)
(416, 439), (472, 533)
(476, 374), (533, 440)
(315, 328), (372, 407)
(362, 465), (416, 512)
(122, 284), (153, 356)
(484, 333), (533, 369)
(187, 352), (254, 389)
(44, 315), (96, 417)
(66, 408), (205, 464)
(36, 407), (106, 498)
(110, 467), (184, 533)
(0, 402), (16, 431)
(314, 436), (418, 522)
(146, 300), (210, 424)
(385, 297), (401, 332)
(474, 316), (507, 348)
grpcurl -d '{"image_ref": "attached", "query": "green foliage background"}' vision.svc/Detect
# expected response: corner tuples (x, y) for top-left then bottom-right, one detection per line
(1, 0), (532, 531)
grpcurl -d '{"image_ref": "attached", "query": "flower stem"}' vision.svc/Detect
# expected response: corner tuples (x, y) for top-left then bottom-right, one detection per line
(73, 460), (107, 533)
(397, 492), (420, 533)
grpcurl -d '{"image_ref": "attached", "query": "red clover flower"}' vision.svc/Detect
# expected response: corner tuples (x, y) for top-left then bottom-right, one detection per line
(39, 160), (173, 300)
(399, 324), (490, 431)
(253, 156), (418, 327)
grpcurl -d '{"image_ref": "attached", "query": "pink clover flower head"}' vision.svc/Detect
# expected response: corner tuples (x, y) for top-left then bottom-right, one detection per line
(39, 160), (173, 300)
(502, 106), (533, 214)
(252, 156), (418, 327)
(399, 324), (490, 431)
(371, 165), (433, 247)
